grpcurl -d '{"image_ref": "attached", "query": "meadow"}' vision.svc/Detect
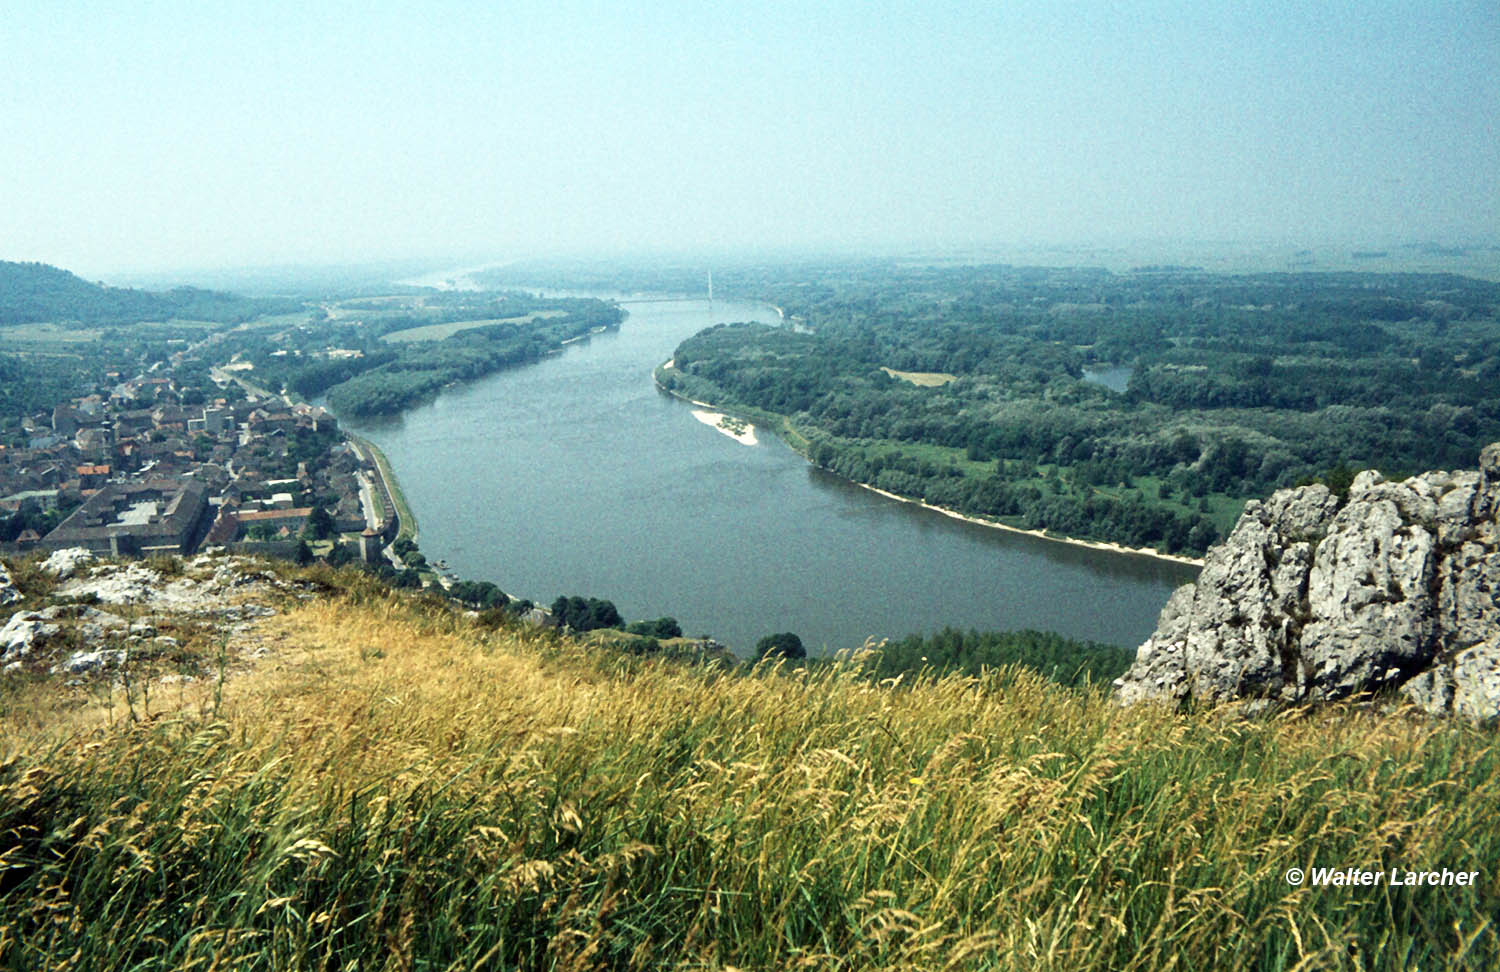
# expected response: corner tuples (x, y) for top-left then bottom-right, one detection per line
(0, 571), (1495, 970)
(380, 311), (565, 344)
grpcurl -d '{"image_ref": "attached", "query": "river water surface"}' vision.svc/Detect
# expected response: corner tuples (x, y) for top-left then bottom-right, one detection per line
(345, 297), (1196, 654)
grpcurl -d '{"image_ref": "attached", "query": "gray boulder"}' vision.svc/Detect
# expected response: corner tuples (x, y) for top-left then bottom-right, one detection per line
(53, 648), (128, 675)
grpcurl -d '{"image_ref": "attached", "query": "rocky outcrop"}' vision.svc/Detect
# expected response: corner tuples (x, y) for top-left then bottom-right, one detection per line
(1116, 442), (1500, 722)
(41, 547), (95, 580)
(2, 611), (60, 670)
(0, 552), (285, 676)
(0, 562), (21, 607)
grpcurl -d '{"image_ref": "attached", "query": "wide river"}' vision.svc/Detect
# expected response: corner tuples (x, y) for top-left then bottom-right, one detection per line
(345, 296), (1197, 654)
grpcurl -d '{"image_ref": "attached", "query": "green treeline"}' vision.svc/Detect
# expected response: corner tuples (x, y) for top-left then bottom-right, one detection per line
(660, 265), (1500, 556)
(237, 294), (623, 416)
(868, 628), (1134, 686)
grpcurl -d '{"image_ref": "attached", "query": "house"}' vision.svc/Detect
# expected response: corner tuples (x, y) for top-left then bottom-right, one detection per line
(247, 408), (296, 435)
(203, 406), (234, 435)
(51, 405), (80, 435)
(232, 506), (313, 536)
(74, 427), (111, 460)
(75, 464), (111, 489)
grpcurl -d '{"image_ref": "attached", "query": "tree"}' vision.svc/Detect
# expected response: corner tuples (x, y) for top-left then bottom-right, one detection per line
(627, 617), (682, 639)
(1322, 461), (1357, 502)
(756, 632), (805, 661)
(451, 580), (508, 610)
(294, 540), (313, 566)
(303, 503), (336, 541)
(550, 596), (622, 632)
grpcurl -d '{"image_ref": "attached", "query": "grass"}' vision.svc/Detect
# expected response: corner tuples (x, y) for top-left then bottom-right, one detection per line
(1091, 473), (1247, 537)
(0, 576), (1495, 970)
(380, 311), (565, 344)
(881, 367), (959, 387)
(0, 321), (105, 344)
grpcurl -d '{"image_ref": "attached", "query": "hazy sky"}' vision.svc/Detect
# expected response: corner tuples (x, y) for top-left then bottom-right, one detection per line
(6, 0), (1498, 275)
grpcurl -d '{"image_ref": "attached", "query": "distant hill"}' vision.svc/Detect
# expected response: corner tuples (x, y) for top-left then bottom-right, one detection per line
(0, 260), (299, 326)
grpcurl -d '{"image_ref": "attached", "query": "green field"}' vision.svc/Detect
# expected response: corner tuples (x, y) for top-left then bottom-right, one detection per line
(0, 321), (104, 344)
(881, 366), (958, 386)
(380, 310), (564, 343)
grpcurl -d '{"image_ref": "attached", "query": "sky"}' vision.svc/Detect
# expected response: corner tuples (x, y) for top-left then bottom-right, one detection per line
(5, 0), (1498, 276)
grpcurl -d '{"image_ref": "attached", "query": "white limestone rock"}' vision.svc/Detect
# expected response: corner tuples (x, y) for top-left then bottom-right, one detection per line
(40, 547), (96, 580)
(53, 648), (128, 675)
(1116, 442), (1500, 724)
(1113, 583), (1195, 705)
(1, 611), (61, 665)
(0, 563), (21, 606)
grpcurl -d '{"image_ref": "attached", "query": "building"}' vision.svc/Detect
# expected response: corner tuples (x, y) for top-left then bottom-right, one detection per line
(75, 464), (111, 489)
(203, 406), (234, 435)
(232, 506), (313, 537)
(40, 480), (210, 556)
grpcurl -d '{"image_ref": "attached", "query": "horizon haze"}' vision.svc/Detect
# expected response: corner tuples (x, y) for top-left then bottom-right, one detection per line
(6, 1), (1498, 278)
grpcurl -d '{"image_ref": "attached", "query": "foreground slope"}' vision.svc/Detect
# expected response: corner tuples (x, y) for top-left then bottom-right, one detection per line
(0, 567), (1497, 970)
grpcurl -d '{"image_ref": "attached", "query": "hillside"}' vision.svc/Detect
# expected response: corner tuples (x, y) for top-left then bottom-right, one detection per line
(0, 555), (1496, 969)
(0, 260), (293, 326)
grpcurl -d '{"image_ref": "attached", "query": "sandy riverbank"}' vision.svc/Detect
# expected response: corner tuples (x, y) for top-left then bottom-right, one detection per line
(656, 362), (759, 445)
(691, 409), (758, 446)
(858, 484), (1205, 567)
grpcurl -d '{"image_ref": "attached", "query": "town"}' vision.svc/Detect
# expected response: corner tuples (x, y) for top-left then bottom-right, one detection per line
(0, 366), (402, 572)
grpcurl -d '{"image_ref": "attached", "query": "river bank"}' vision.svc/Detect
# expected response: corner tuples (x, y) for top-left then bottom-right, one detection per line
(654, 364), (1204, 569)
(344, 431), (419, 543)
(856, 484), (1205, 567)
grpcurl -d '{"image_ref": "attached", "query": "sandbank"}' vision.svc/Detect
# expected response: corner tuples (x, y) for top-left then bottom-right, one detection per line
(691, 409), (758, 446)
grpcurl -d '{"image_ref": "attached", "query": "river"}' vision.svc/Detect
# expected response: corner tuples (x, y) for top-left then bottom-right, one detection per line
(344, 296), (1196, 654)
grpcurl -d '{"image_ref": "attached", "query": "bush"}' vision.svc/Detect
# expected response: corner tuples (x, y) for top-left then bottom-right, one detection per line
(550, 596), (622, 633)
(626, 617), (682, 639)
(870, 627), (1132, 686)
(756, 632), (805, 661)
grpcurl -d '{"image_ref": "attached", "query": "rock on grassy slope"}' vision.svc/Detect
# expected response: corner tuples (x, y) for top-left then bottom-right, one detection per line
(1116, 442), (1500, 721)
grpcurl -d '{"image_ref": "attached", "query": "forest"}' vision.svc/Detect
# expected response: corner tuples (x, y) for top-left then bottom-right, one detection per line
(659, 264), (1500, 556)
(0, 261), (297, 326)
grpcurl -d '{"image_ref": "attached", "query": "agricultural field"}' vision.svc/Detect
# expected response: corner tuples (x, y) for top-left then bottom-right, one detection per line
(380, 310), (565, 343)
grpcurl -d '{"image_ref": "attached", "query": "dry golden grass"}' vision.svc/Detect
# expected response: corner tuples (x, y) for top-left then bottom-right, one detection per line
(0, 584), (1496, 970)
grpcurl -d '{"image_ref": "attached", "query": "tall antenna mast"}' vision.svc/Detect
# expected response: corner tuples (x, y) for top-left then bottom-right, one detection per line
(707, 269), (713, 303)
